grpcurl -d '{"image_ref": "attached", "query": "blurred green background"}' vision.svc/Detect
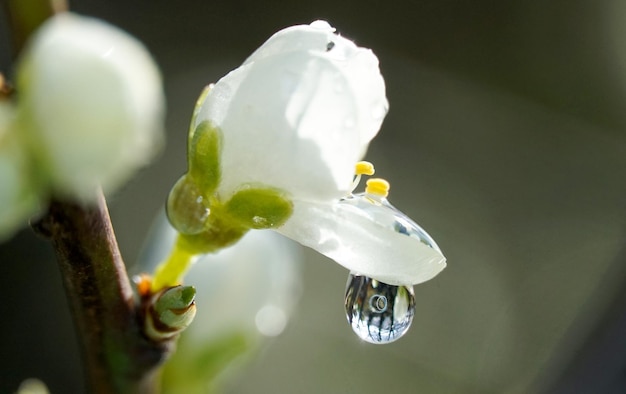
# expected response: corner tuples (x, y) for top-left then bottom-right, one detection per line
(1, 0), (626, 392)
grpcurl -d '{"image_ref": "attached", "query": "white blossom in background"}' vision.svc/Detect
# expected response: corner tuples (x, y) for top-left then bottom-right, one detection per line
(16, 12), (165, 201)
(0, 101), (40, 240)
(192, 21), (445, 285)
(15, 378), (50, 394)
(137, 213), (302, 390)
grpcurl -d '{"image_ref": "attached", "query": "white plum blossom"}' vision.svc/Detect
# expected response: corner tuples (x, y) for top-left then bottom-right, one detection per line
(16, 12), (165, 201)
(189, 21), (445, 286)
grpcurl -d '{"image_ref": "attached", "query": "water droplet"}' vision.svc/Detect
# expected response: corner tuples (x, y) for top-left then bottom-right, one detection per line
(252, 215), (267, 226)
(345, 273), (415, 344)
(340, 192), (444, 343)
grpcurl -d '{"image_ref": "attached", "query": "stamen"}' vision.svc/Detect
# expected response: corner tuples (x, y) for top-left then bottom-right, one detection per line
(355, 161), (375, 176)
(351, 161), (376, 193)
(365, 178), (390, 198)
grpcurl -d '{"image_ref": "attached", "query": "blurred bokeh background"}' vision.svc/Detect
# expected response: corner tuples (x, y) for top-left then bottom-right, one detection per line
(2, 0), (626, 392)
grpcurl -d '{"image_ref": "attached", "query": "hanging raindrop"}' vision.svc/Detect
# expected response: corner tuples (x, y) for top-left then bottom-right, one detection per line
(341, 187), (443, 343)
(344, 273), (415, 344)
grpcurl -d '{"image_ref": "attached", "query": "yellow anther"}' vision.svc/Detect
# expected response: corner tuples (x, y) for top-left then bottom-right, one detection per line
(365, 178), (390, 198)
(355, 161), (375, 176)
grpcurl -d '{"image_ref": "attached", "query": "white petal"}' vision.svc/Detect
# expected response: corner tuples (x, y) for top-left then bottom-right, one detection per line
(242, 20), (336, 65)
(243, 20), (387, 146)
(277, 200), (446, 285)
(17, 12), (165, 200)
(195, 21), (387, 202)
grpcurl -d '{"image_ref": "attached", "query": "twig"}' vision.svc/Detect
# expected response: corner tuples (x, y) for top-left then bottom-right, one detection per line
(5, 2), (181, 390)
(33, 192), (173, 393)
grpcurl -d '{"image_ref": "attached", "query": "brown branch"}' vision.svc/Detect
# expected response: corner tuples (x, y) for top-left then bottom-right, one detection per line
(5, 2), (181, 391)
(34, 192), (174, 394)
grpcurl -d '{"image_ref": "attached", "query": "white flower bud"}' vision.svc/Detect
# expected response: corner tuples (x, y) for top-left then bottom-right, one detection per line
(16, 12), (165, 200)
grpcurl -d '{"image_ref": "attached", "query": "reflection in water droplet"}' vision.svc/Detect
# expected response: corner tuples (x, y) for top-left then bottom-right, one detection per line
(344, 273), (415, 344)
(369, 294), (388, 312)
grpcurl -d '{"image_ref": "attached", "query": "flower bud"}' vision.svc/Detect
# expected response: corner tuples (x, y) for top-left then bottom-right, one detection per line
(193, 20), (388, 203)
(16, 12), (165, 201)
(144, 285), (197, 342)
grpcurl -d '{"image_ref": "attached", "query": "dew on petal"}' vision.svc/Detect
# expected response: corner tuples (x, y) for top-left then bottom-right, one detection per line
(344, 273), (415, 344)
(339, 192), (443, 253)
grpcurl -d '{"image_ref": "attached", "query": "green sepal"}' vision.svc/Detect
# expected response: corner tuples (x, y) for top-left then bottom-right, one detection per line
(177, 215), (248, 255)
(154, 285), (196, 315)
(188, 120), (222, 195)
(187, 85), (211, 138)
(224, 186), (293, 229)
(166, 175), (209, 235)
